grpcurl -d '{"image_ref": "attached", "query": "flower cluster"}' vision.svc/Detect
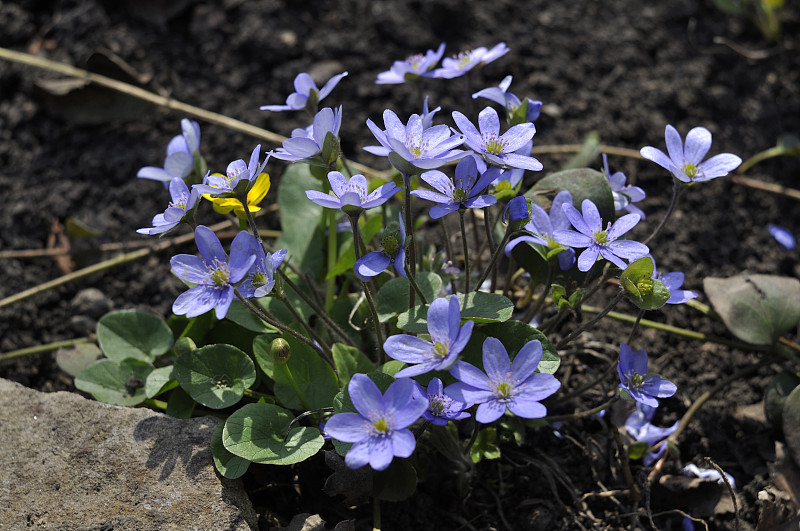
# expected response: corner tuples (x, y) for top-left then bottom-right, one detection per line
(129, 40), (757, 484)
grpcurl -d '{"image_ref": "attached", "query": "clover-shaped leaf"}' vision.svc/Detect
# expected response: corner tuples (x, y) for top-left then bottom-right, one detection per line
(174, 344), (256, 409)
(222, 403), (324, 465)
(704, 274), (800, 345)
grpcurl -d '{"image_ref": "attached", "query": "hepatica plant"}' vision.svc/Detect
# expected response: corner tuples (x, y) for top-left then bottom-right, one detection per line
(68, 38), (798, 530)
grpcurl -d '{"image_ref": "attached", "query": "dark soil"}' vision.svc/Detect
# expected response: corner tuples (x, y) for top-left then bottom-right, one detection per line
(2, 0), (800, 529)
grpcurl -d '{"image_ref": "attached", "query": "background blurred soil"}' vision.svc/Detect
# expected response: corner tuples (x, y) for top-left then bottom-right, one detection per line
(1, 0), (800, 529)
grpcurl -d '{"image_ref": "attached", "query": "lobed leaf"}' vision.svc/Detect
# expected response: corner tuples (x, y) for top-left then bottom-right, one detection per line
(222, 403), (324, 465)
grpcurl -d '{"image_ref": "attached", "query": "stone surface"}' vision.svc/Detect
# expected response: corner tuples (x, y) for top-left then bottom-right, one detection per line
(0, 378), (257, 530)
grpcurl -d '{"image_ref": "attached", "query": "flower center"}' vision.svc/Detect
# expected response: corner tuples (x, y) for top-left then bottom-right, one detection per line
(428, 393), (452, 416)
(495, 180), (512, 192)
(372, 417), (391, 435)
(626, 372), (645, 391)
(495, 381), (513, 399)
(636, 278), (654, 295)
(206, 257), (230, 287)
(681, 162), (698, 178)
(594, 230), (609, 244)
(483, 133), (508, 155)
(405, 137), (430, 159)
(432, 342), (448, 358)
(452, 187), (470, 203)
(406, 53), (424, 72)
(456, 51), (473, 70)
(169, 192), (188, 210)
(251, 271), (267, 288)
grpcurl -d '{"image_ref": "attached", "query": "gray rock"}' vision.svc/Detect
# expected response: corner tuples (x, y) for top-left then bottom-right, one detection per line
(70, 287), (113, 320)
(0, 378), (257, 530)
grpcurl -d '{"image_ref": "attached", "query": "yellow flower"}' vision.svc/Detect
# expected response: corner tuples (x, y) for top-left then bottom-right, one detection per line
(203, 172), (271, 219)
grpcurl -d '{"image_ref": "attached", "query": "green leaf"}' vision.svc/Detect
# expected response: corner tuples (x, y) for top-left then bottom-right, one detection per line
(620, 257), (670, 310)
(481, 321), (561, 374)
(224, 300), (279, 334)
(55, 342), (103, 378)
(222, 402), (324, 465)
(373, 459), (418, 501)
(628, 441), (652, 460)
(96, 310), (174, 362)
(704, 274), (800, 345)
(396, 292), (514, 334)
(74, 358), (153, 406)
(174, 344), (256, 409)
(764, 372), (800, 426)
(275, 164), (325, 279)
(782, 384), (800, 467)
(211, 422), (251, 479)
(375, 273), (442, 322)
(254, 333), (339, 410)
(165, 386), (195, 419)
(144, 365), (177, 398)
(332, 343), (375, 387)
(470, 428), (500, 463)
(524, 167), (615, 226)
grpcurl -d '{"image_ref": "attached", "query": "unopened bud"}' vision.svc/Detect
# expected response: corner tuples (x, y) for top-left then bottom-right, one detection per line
(172, 337), (196, 357)
(270, 338), (291, 364)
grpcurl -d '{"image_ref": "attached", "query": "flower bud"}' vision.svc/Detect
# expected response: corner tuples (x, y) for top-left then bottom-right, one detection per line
(172, 337), (196, 357)
(270, 338), (291, 364)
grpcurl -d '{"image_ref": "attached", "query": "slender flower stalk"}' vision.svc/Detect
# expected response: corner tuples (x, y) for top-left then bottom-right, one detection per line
(347, 213), (385, 353)
(458, 209), (470, 295)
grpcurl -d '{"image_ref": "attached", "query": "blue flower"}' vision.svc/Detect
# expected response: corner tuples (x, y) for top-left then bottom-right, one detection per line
(414, 377), (470, 426)
(420, 96), (441, 130)
(353, 213), (406, 281)
(552, 199), (649, 272)
(506, 190), (576, 270)
(432, 42), (509, 79)
(137, 178), (199, 236)
(305, 171), (401, 213)
(238, 237), (287, 299)
(269, 106), (342, 163)
(170, 226), (256, 319)
(472, 75), (542, 123)
(376, 43), (445, 84)
(502, 195), (529, 225)
(193, 145), (267, 196)
(260, 71), (348, 113)
(617, 343), (677, 407)
(768, 224), (796, 250)
(659, 271), (698, 305)
(448, 337), (560, 423)
(324, 374), (428, 470)
(452, 106), (542, 171)
(625, 402), (679, 465)
(365, 109), (467, 173)
(411, 156), (499, 219)
(137, 119), (202, 183)
(384, 295), (475, 377)
(682, 464), (736, 487)
(603, 154), (646, 219)
(640, 125), (742, 183)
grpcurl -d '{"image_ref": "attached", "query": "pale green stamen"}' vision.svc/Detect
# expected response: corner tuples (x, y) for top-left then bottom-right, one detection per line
(496, 381), (513, 399)
(626, 372), (645, 390)
(681, 162), (699, 178)
(483, 133), (508, 155)
(251, 271), (267, 288)
(372, 417), (390, 434)
(432, 342), (448, 358)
